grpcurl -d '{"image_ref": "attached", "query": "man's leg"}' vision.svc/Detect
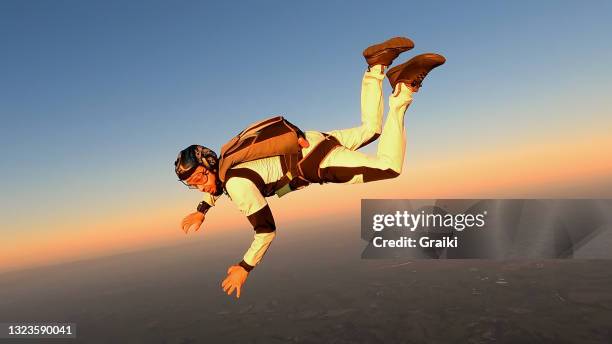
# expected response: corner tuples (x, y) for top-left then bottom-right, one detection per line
(326, 37), (414, 151)
(326, 65), (385, 151)
(318, 83), (413, 184)
(316, 52), (447, 184)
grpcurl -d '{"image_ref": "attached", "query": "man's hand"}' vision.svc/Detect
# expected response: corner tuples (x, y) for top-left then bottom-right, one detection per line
(221, 265), (249, 299)
(181, 211), (205, 234)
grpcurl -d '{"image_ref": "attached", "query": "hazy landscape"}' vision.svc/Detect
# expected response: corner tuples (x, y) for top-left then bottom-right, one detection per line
(2, 216), (612, 343)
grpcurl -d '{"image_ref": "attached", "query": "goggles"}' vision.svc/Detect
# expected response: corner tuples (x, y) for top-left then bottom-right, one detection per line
(179, 169), (209, 189)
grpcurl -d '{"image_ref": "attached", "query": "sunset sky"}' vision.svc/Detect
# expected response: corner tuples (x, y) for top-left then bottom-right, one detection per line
(1, 1), (611, 273)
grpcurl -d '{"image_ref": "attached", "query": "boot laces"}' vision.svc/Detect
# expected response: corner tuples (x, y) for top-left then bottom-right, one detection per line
(411, 71), (429, 88)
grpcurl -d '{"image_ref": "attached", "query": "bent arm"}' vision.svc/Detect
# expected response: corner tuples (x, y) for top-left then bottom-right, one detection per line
(197, 192), (221, 215)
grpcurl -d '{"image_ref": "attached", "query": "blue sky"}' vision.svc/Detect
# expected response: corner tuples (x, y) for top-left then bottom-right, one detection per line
(1, 0), (611, 236)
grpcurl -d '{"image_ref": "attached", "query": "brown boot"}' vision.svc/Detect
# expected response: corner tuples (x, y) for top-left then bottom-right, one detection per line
(386, 53), (446, 91)
(362, 37), (414, 67)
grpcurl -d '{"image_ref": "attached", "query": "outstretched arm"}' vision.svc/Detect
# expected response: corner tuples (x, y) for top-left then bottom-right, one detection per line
(222, 177), (277, 298)
(239, 204), (277, 270)
(222, 222), (276, 299)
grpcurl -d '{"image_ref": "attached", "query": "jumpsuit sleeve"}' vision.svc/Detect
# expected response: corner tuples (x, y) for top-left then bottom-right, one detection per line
(196, 192), (221, 215)
(225, 176), (277, 272)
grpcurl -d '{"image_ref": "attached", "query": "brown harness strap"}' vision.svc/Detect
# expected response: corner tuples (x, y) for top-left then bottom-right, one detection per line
(224, 134), (342, 198)
(223, 168), (268, 195)
(297, 134), (342, 184)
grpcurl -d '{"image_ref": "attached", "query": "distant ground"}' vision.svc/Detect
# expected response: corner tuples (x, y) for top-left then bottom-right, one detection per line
(1, 217), (612, 343)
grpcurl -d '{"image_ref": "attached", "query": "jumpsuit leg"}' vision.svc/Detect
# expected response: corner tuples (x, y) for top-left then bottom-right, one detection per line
(317, 83), (414, 184)
(326, 64), (385, 150)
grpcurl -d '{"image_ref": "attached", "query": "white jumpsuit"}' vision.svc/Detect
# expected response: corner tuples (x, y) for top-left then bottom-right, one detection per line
(199, 65), (413, 271)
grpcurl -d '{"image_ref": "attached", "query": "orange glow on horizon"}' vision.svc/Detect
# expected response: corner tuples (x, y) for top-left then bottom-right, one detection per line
(2, 133), (611, 273)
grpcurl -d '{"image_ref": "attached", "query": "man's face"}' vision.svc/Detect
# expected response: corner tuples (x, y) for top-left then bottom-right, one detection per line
(184, 166), (218, 194)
